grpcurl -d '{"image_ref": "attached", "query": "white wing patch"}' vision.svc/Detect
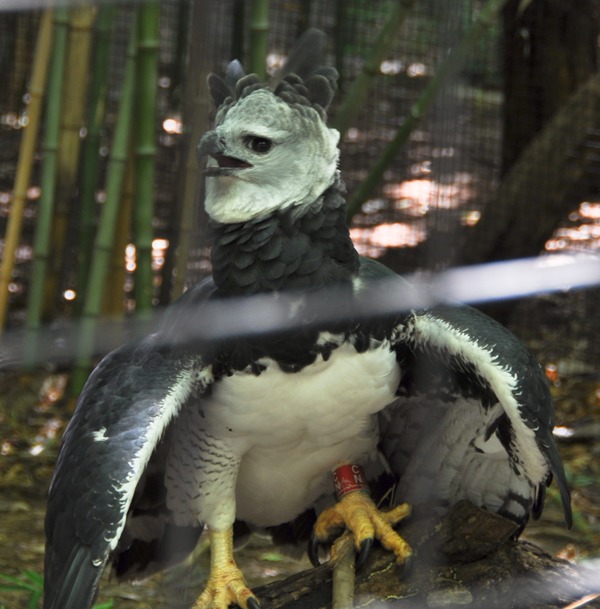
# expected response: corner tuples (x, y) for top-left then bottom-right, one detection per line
(91, 427), (109, 442)
(109, 363), (206, 551)
(389, 395), (533, 520)
(409, 313), (548, 486)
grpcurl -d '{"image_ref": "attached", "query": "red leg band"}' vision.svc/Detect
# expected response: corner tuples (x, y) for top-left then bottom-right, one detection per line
(332, 463), (369, 500)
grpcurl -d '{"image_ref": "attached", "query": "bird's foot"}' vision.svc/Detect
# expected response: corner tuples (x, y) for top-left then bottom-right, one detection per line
(193, 528), (260, 609)
(192, 565), (259, 609)
(309, 470), (412, 570)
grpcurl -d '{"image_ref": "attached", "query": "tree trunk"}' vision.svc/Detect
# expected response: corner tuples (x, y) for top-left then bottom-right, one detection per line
(458, 70), (600, 266)
(501, 0), (598, 175)
(373, 1), (600, 275)
(453, 0), (600, 267)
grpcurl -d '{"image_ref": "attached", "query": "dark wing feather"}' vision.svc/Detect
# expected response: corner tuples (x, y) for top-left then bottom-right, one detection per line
(382, 301), (571, 527)
(44, 282), (217, 609)
(354, 258), (571, 527)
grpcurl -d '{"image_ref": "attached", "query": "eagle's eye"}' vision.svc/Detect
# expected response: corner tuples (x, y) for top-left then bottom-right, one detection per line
(246, 136), (272, 154)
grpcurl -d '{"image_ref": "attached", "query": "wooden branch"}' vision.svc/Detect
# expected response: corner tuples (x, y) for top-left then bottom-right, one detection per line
(330, 533), (356, 609)
(253, 502), (600, 609)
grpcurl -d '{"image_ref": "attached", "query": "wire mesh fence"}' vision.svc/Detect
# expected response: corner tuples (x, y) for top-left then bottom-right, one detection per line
(0, 0), (598, 358)
(1, 3), (600, 608)
(0, 1), (596, 298)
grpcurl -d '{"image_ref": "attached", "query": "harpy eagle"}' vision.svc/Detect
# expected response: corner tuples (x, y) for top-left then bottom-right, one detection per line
(44, 29), (572, 609)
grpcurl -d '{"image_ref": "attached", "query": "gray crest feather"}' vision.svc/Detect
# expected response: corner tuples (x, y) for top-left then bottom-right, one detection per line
(225, 59), (245, 86)
(278, 28), (327, 81)
(234, 74), (265, 99)
(304, 72), (337, 111)
(207, 59), (246, 108)
(274, 29), (338, 114)
(207, 28), (338, 117)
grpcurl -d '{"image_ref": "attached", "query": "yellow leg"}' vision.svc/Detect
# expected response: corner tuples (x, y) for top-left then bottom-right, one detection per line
(192, 528), (260, 609)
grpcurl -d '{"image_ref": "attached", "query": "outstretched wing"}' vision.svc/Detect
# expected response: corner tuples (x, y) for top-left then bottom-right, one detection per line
(44, 282), (216, 609)
(381, 300), (572, 528)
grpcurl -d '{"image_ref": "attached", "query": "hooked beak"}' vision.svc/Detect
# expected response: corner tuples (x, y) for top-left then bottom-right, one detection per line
(197, 131), (253, 176)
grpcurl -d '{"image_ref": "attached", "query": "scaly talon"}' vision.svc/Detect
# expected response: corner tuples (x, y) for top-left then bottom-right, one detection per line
(312, 491), (412, 569)
(193, 528), (260, 609)
(308, 533), (325, 567)
(193, 569), (259, 609)
(246, 597), (261, 609)
(356, 537), (373, 569)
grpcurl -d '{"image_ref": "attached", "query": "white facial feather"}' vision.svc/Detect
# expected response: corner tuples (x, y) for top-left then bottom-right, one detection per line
(204, 89), (340, 223)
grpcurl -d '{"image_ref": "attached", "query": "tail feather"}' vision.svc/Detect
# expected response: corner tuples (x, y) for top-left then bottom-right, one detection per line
(44, 545), (103, 609)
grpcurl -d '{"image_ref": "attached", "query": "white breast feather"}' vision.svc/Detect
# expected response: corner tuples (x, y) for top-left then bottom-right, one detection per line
(198, 340), (399, 527)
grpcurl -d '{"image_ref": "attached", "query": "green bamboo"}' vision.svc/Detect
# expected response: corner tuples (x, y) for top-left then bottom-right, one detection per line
(248, 0), (269, 78)
(347, 0), (509, 218)
(133, 1), (160, 317)
(77, 4), (116, 309)
(24, 7), (69, 368)
(0, 10), (54, 333)
(332, 0), (417, 140)
(104, 156), (134, 319)
(47, 6), (96, 316)
(70, 22), (138, 395)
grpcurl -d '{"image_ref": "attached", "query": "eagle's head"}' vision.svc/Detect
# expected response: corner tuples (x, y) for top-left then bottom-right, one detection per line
(198, 30), (340, 224)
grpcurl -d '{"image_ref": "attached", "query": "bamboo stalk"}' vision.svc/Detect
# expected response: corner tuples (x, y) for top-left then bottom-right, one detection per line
(248, 0), (269, 78)
(171, 0), (211, 299)
(70, 21), (138, 395)
(46, 5), (96, 317)
(332, 0), (417, 140)
(157, 1), (191, 305)
(346, 0), (509, 218)
(0, 10), (54, 333)
(172, 137), (204, 299)
(133, 1), (160, 317)
(24, 7), (70, 368)
(103, 154), (134, 320)
(77, 4), (116, 309)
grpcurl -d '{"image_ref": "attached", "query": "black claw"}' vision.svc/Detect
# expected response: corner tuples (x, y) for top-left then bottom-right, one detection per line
(398, 554), (413, 578)
(246, 596), (261, 609)
(308, 534), (323, 568)
(356, 537), (374, 570)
